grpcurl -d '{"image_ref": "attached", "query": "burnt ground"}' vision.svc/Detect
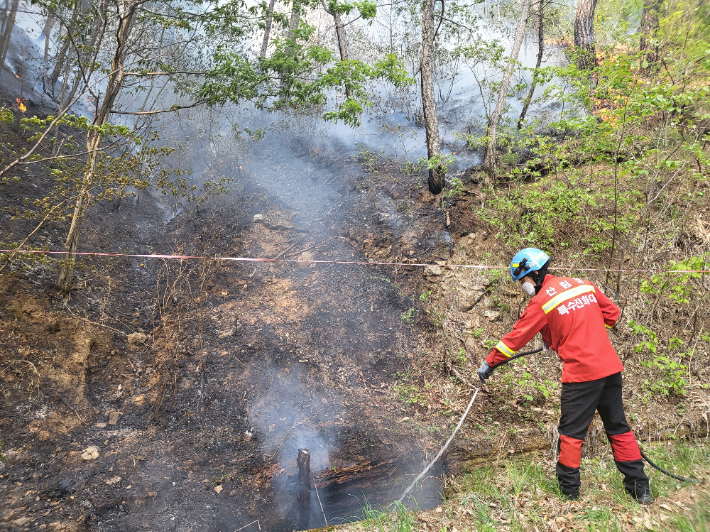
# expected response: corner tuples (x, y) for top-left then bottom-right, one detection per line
(0, 116), (467, 532)
(2, 105), (709, 532)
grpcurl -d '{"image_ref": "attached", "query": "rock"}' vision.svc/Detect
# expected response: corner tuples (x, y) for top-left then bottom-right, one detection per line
(456, 290), (482, 312)
(424, 265), (443, 278)
(106, 476), (122, 486)
(133, 395), (146, 406)
(81, 446), (100, 460)
(214, 485), (223, 494)
(96, 423), (107, 428)
(298, 251), (316, 268)
(108, 412), (120, 425)
(13, 517), (32, 526)
(58, 479), (73, 496)
(127, 332), (147, 345)
(253, 214), (264, 222)
(483, 310), (501, 322)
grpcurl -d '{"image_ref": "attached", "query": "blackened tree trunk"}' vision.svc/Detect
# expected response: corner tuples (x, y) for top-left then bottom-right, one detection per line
(420, 0), (444, 194)
(518, 0), (544, 129)
(574, 0), (597, 70)
(483, 0), (531, 174)
(640, 0), (662, 70)
(260, 0), (276, 57)
(296, 449), (311, 530)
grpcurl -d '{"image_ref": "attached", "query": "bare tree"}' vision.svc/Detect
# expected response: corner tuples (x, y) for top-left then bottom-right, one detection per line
(260, 0), (276, 57)
(420, 0), (444, 194)
(483, 0), (531, 173)
(0, 0), (19, 71)
(58, 1), (108, 113)
(41, 12), (55, 61)
(518, 0), (544, 129)
(574, 0), (597, 70)
(46, 0), (85, 96)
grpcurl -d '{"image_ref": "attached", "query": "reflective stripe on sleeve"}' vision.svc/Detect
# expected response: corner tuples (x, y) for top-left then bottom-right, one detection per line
(605, 324), (613, 329)
(542, 285), (596, 314)
(495, 341), (516, 358)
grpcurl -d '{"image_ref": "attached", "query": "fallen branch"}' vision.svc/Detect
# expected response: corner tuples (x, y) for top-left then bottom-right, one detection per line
(62, 304), (129, 336)
(58, 394), (86, 424)
(272, 233), (308, 260)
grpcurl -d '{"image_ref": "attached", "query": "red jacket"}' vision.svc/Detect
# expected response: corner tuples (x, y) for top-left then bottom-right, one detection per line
(485, 275), (623, 383)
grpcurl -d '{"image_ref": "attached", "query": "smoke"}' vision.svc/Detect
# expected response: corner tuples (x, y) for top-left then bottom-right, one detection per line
(247, 367), (339, 472)
(247, 366), (342, 524)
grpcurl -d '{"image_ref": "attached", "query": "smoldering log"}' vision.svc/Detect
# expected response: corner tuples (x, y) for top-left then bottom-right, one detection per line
(297, 448), (311, 529)
(297, 448), (311, 483)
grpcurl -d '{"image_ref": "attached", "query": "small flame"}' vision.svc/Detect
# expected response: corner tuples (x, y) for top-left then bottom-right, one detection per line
(16, 98), (26, 112)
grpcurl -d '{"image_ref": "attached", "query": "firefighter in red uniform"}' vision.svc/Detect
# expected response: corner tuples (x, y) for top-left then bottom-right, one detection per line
(477, 248), (652, 504)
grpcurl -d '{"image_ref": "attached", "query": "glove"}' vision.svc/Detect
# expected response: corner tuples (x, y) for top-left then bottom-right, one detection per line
(542, 339), (550, 352)
(477, 361), (495, 383)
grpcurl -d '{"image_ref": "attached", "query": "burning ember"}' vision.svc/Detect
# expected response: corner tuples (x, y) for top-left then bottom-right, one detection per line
(16, 98), (26, 112)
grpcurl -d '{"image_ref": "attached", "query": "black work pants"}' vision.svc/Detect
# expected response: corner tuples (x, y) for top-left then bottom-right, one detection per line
(557, 372), (649, 498)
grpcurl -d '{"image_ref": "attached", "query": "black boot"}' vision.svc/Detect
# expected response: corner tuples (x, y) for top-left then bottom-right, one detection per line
(556, 463), (580, 501)
(626, 480), (653, 505)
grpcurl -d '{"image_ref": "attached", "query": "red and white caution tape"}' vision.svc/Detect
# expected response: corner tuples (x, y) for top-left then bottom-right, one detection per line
(0, 249), (708, 274)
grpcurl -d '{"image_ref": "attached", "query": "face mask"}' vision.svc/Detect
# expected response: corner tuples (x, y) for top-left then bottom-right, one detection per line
(521, 281), (536, 297)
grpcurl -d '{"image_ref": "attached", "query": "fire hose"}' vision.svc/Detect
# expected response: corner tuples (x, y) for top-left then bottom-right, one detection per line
(398, 346), (697, 503)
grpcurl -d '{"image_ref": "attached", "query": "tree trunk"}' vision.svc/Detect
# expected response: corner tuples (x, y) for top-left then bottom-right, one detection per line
(288, 0), (301, 36)
(333, 12), (348, 61)
(483, 0), (531, 173)
(420, 0), (444, 194)
(640, 0), (662, 70)
(574, 0), (597, 70)
(320, 0), (350, 95)
(59, 8), (105, 113)
(260, 0), (276, 57)
(42, 13), (55, 61)
(48, 3), (82, 94)
(0, 0), (19, 71)
(518, 0), (544, 129)
(296, 449), (311, 530)
(57, 3), (136, 292)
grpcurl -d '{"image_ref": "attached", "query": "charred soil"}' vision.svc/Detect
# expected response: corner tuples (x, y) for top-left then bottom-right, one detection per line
(2, 107), (708, 532)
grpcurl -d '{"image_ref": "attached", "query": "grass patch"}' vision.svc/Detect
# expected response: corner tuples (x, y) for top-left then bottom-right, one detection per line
(339, 441), (710, 532)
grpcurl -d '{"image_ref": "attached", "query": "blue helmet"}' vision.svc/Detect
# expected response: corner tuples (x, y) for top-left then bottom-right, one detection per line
(510, 248), (550, 281)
